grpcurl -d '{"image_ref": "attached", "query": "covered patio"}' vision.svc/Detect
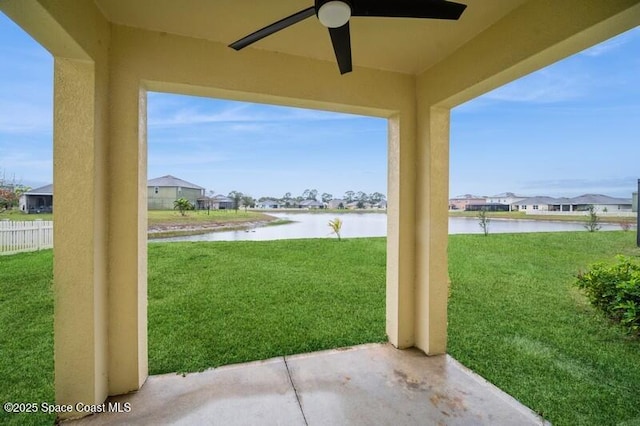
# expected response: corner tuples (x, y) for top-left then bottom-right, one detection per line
(70, 344), (547, 425)
(1, 0), (638, 422)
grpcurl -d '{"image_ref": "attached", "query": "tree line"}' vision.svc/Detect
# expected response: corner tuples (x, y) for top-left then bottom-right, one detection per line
(222, 189), (386, 211)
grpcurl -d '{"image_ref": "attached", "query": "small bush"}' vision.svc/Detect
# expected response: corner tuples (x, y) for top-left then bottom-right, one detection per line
(575, 256), (640, 334)
(619, 221), (633, 231)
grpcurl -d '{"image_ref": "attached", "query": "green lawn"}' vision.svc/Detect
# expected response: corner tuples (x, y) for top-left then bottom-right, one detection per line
(1, 232), (639, 425)
(0, 210), (52, 221)
(448, 232), (640, 425)
(148, 238), (387, 373)
(448, 209), (636, 224)
(0, 251), (54, 426)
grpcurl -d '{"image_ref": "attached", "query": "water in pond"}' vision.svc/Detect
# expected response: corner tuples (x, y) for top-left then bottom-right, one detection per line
(152, 212), (626, 243)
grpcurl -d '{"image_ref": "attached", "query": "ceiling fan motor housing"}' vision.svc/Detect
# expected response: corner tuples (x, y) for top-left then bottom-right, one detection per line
(315, 0), (352, 28)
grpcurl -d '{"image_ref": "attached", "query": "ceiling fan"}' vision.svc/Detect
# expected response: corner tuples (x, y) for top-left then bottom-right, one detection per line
(229, 0), (467, 75)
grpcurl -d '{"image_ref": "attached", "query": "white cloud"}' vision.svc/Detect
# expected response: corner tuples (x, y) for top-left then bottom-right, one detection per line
(483, 69), (587, 104)
(147, 93), (367, 129)
(580, 27), (638, 57)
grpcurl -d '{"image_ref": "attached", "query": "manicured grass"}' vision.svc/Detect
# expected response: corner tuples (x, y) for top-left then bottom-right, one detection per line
(1, 232), (640, 425)
(0, 251), (54, 426)
(0, 210), (52, 221)
(448, 232), (640, 426)
(147, 238), (387, 373)
(448, 209), (635, 224)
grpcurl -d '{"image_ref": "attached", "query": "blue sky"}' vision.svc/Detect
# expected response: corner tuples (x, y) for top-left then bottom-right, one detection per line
(0, 11), (638, 199)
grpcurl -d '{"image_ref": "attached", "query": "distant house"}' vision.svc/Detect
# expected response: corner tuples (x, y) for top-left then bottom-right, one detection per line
(569, 194), (632, 212)
(449, 194), (486, 211)
(213, 195), (235, 210)
(19, 184), (53, 214)
(514, 194), (632, 214)
(327, 199), (346, 209)
(297, 199), (324, 209)
(147, 175), (205, 210)
(197, 194), (234, 210)
(465, 203), (510, 212)
(256, 199), (282, 209)
(375, 200), (388, 209)
(486, 192), (526, 211)
(512, 196), (572, 213)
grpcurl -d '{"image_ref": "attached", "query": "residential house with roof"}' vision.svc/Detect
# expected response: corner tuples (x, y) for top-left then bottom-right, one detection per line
(448, 194), (486, 211)
(569, 194), (632, 212)
(513, 196), (573, 213)
(19, 184), (53, 214)
(147, 175), (205, 210)
(256, 199), (282, 209)
(327, 199), (346, 209)
(486, 192), (526, 211)
(298, 199), (325, 209)
(514, 194), (632, 214)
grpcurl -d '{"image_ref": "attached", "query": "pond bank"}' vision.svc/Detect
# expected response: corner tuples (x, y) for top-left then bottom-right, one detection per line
(148, 217), (294, 239)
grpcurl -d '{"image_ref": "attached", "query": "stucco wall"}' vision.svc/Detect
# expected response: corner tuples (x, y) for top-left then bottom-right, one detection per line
(147, 186), (202, 210)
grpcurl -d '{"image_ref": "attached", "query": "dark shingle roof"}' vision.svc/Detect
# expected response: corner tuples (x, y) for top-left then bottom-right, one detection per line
(147, 175), (204, 190)
(570, 194), (631, 205)
(25, 184), (53, 195)
(513, 194), (631, 206)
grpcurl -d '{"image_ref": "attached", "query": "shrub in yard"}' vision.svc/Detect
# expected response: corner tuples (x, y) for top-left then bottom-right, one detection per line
(575, 256), (640, 334)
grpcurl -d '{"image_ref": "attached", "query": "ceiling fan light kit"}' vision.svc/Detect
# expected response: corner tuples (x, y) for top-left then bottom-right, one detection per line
(229, 0), (467, 75)
(317, 1), (351, 28)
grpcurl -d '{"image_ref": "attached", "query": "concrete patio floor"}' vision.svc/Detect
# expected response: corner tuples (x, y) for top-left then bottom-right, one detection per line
(68, 343), (549, 425)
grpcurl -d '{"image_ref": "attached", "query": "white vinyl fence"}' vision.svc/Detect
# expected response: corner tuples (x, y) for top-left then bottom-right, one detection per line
(0, 220), (53, 255)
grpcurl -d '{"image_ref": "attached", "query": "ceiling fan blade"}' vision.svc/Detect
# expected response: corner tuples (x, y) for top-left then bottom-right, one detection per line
(328, 23), (352, 75)
(229, 6), (316, 50)
(351, 0), (466, 20)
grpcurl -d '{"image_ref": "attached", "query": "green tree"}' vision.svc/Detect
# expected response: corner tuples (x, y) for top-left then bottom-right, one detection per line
(228, 191), (243, 213)
(584, 205), (601, 232)
(241, 195), (255, 212)
(173, 197), (193, 216)
(356, 191), (369, 209)
(369, 192), (386, 204)
(282, 192), (292, 207)
(302, 189), (318, 201)
(321, 193), (333, 203)
(356, 191), (368, 203)
(328, 217), (343, 241)
(344, 191), (355, 203)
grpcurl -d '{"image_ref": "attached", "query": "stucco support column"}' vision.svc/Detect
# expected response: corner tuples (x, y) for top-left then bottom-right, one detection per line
(53, 58), (109, 411)
(107, 75), (148, 394)
(386, 111), (417, 349)
(414, 106), (450, 354)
